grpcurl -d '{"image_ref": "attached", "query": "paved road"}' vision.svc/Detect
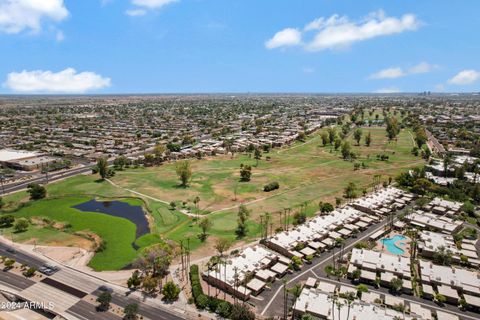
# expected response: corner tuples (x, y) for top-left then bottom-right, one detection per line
(1, 148), (154, 195)
(256, 214), (479, 320)
(0, 243), (185, 320)
(0, 270), (36, 291)
(0, 243), (45, 269)
(67, 300), (121, 320)
(1, 166), (92, 195)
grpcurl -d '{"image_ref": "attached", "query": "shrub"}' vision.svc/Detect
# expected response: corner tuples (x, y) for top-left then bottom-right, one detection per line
(263, 181), (280, 192)
(196, 294), (209, 309)
(189, 264), (233, 313)
(23, 267), (36, 278)
(216, 301), (232, 318)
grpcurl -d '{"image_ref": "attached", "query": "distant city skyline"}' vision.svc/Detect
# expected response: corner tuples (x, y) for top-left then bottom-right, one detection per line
(0, 0), (479, 94)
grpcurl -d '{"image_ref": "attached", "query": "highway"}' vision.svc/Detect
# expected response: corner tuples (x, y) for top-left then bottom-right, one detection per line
(1, 148), (154, 195)
(1, 165), (93, 195)
(0, 270), (36, 291)
(67, 300), (121, 320)
(0, 242), (185, 320)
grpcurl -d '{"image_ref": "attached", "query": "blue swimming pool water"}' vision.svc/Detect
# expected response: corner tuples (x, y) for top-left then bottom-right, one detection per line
(380, 235), (406, 255)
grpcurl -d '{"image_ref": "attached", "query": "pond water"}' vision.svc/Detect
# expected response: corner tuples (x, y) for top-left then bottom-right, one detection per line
(73, 199), (149, 243)
(380, 234), (406, 255)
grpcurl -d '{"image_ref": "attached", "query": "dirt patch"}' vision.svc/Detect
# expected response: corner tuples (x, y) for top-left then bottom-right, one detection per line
(74, 231), (103, 251)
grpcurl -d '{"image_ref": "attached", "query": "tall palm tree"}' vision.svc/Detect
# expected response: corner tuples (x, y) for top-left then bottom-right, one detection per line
(289, 284), (303, 319)
(443, 152), (453, 178)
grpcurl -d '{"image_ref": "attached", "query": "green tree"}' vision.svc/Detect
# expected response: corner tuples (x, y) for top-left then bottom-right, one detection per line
(414, 127), (428, 147)
(175, 160), (192, 187)
(216, 301), (232, 318)
(123, 303), (139, 320)
(96, 292), (112, 311)
(239, 164), (252, 182)
(214, 238), (232, 257)
(390, 277), (403, 293)
(113, 156), (128, 170)
(0, 215), (15, 228)
(297, 132), (307, 142)
(443, 152), (453, 178)
(353, 128), (363, 145)
(127, 270), (142, 289)
(97, 157), (109, 180)
(321, 132), (329, 146)
(13, 218), (29, 233)
(141, 275), (158, 293)
(386, 117), (400, 140)
(343, 182), (358, 200)
(319, 202), (334, 213)
(357, 284), (369, 295)
(23, 267), (36, 278)
(352, 269), (361, 280)
(341, 141), (351, 160)
(162, 281), (180, 301)
(365, 131), (372, 147)
(235, 204), (250, 238)
(289, 284), (303, 313)
(198, 218), (212, 242)
(328, 127), (337, 144)
(254, 148), (262, 166)
(334, 138), (342, 150)
(26, 183), (46, 200)
(435, 293), (446, 304)
(153, 143), (166, 161)
(134, 243), (173, 278)
(433, 246), (453, 265)
(4, 259), (15, 269)
(230, 303), (255, 320)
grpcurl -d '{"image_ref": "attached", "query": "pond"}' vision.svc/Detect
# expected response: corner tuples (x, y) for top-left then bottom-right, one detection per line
(73, 199), (149, 246)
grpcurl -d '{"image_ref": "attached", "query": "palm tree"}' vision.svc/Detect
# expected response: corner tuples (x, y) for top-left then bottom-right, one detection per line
(345, 292), (356, 320)
(443, 152), (453, 178)
(289, 284), (303, 319)
(193, 196), (200, 222)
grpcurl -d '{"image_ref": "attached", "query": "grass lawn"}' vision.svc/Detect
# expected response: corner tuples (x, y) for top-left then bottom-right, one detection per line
(1, 124), (424, 260)
(8, 197), (141, 270)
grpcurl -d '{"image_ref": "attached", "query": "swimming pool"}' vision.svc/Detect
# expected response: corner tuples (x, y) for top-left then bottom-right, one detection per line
(380, 235), (406, 255)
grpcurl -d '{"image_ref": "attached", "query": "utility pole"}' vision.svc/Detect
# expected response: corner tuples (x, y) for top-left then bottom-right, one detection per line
(179, 240), (184, 281)
(283, 280), (288, 320)
(260, 216), (264, 240)
(0, 174), (5, 195)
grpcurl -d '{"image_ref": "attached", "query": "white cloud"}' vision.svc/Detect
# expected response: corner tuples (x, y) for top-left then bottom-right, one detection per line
(409, 62), (437, 74)
(448, 70), (480, 85)
(265, 28), (302, 49)
(374, 87), (401, 94)
(369, 67), (405, 79)
(266, 10), (420, 52)
(369, 62), (437, 80)
(55, 30), (64, 41)
(306, 11), (419, 51)
(302, 67), (315, 74)
(127, 0), (178, 16)
(4, 68), (111, 93)
(126, 9), (147, 16)
(0, 0), (69, 34)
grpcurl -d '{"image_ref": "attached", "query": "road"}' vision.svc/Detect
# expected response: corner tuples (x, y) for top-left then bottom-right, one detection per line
(67, 300), (120, 320)
(0, 242), (185, 320)
(256, 214), (479, 320)
(0, 270), (36, 291)
(1, 148), (155, 195)
(1, 165), (92, 195)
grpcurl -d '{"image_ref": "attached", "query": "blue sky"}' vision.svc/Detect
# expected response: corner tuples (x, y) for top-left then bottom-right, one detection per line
(0, 0), (479, 94)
